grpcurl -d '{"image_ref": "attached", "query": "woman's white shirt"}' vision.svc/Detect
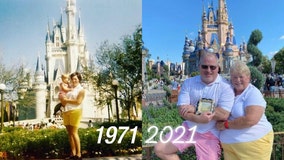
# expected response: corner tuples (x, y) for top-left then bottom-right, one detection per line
(63, 84), (84, 112)
(219, 84), (273, 144)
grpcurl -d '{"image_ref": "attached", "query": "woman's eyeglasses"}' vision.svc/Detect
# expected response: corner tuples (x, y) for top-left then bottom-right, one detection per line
(201, 65), (217, 70)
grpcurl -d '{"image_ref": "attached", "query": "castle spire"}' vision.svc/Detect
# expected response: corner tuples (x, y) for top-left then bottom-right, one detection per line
(34, 54), (47, 120)
(66, 0), (77, 42)
(60, 8), (63, 26)
(218, 0), (228, 22)
(36, 55), (41, 72)
(78, 12), (83, 36)
(45, 20), (51, 43)
(76, 56), (82, 72)
(65, 0), (79, 73)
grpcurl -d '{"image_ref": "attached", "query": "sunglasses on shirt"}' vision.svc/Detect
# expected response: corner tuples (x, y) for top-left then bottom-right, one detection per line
(201, 65), (218, 70)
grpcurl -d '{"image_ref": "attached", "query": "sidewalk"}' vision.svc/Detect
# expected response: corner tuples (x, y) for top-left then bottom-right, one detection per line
(91, 154), (142, 160)
(48, 154), (142, 160)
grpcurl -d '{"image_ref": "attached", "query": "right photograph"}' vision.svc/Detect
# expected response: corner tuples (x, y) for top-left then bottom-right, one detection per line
(142, 0), (284, 159)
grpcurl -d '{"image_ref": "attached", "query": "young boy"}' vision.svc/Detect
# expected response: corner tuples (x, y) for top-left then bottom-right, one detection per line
(53, 74), (73, 116)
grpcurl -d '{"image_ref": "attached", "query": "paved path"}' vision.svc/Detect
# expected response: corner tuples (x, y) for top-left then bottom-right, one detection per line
(143, 88), (166, 107)
(48, 154), (142, 160)
(91, 154), (142, 160)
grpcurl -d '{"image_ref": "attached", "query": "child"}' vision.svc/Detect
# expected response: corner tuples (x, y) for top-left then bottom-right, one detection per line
(59, 74), (73, 104)
(53, 74), (73, 116)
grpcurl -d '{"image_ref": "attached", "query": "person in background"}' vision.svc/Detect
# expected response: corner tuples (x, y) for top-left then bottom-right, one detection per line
(216, 60), (274, 160)
(266, 74), (275, 97)
(154, 51), (234, 160)
(171, 78), (179, 90)
(61, 72), (85, 160)
(88, 120), (93, 128)
(276, 75), (283, 88)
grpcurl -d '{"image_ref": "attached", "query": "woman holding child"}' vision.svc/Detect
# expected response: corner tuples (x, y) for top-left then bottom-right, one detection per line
(61, 72), (85, 160)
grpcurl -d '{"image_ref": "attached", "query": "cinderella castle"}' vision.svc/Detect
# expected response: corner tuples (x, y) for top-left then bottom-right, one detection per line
(182, 0), (251, 75)
(32, 0), (100, 120)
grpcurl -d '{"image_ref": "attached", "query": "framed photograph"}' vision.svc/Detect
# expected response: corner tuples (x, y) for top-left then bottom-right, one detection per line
(195, 98), (215, 115)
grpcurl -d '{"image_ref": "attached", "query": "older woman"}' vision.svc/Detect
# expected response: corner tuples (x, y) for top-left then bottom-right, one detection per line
(216, 61), (274, 160)
(62, 72), (85, 160)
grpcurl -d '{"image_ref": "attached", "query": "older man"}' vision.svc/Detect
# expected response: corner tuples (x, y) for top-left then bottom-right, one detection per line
(154, 51), (234, 160)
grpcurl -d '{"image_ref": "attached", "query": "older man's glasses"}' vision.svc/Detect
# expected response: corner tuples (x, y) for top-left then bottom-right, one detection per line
(201, 65), (217, 70)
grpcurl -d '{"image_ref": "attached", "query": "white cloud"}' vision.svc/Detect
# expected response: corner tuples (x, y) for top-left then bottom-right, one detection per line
(280, 35), (284, 40)
(266, 51), (278, 59)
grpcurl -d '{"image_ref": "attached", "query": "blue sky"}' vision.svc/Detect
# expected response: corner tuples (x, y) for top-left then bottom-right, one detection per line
(0, 0), (141, 69)
(143, 0), (284, 63)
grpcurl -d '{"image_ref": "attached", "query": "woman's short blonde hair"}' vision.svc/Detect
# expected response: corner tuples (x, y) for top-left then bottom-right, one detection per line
(230, 60), (250, 77)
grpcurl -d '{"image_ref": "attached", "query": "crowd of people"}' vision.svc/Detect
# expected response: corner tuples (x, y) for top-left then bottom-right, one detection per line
(12, 118), (65, 130)
(154, 51), (274, 160)
(264, 73), (284, 97)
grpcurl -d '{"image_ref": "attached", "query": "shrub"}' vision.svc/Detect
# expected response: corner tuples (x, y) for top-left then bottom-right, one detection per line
(249, 65), (265, 90)
(0, 126), (142, 159)
(142, 98), (284, 159)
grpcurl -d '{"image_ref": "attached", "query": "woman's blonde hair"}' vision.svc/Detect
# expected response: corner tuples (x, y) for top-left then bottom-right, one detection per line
(230, 60), (250, 77)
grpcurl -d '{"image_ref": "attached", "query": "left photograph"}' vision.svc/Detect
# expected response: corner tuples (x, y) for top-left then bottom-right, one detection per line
(0, 0), (142, 159)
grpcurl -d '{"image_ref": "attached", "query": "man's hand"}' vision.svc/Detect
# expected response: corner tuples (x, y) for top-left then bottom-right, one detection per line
(178, 105), (196, 117)
(196, 112), (215, 123)
(179, 105), (215, 123)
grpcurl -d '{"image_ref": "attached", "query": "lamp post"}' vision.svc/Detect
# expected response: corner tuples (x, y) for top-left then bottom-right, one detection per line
(12, 101), (18, 127)
(112, 79), (119, 123)
(107, 100), (111, 122)
(0, 83), (6, 133)
(271, 58), (276, 74)
(144, 72), (148, 94)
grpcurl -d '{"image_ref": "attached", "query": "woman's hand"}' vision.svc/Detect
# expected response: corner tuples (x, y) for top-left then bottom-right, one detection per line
(216, 121), (226, 130)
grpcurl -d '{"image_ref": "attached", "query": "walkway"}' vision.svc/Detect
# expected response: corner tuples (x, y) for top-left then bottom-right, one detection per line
(48, 154), (142, 160)
(88, 154), (142, 160)
(143, 88), (166, 107)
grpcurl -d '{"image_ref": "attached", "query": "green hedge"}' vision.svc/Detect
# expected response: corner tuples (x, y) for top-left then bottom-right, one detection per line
(142, 98), (284, 159)
(265, 98), (284, 132)
(0, 126), (142, 159)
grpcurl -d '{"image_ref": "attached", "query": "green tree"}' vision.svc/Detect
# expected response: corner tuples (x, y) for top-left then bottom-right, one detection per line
(247, 29), (263, 67)
(91, 25), (142, 121)
(261, 55), (272, 74)
(0, 58), (35, 120)
(249, 66), (265, 90)
(18, 89), (36, 120)
(161, 65), (170, 85)
(273, 47), (284, 74)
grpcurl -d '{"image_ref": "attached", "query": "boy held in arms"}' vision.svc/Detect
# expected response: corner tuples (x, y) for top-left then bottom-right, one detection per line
(53, 74), (73, 116)
(59, 74), (73, 106)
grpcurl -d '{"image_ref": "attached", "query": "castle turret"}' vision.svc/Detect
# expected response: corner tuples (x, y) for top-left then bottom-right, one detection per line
(60, 11), (66, 42)
(33, 55), (47, 120)
(66, 0), (79, 73)
(202, 4), (208, 40)
(182, 36), (190, 75)
(223, 32), (234, 73)
(217, 0), (229, 46)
